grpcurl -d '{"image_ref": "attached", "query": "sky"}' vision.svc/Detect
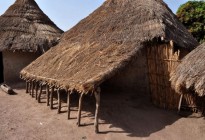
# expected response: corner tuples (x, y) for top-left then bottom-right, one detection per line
(0, 0), (189, 31)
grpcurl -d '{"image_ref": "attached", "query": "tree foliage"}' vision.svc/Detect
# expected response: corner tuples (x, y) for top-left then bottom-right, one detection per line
(177, 1), (205, 43)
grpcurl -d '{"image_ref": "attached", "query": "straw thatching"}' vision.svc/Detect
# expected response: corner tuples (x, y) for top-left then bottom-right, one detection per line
(21, 0), (197, 93)
(0, 0), (63, 53)
(171, 42), (205, 97)
(20, 0), (199, 133)
(0, 0), (63, 84)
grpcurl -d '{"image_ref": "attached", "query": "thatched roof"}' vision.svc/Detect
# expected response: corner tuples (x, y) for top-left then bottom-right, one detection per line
(171, 42), (205, 97)
(21, 0), (198, 93)
(0, 0), (63, 53)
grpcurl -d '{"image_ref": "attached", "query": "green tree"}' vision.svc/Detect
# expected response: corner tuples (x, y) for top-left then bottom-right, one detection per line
(177, 1), (205, 43)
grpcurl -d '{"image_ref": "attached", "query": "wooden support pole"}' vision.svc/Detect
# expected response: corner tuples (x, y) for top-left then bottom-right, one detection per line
(31, 81), (35, 97)
(178, 94), (183, 114)
(46, 85), (50, 106)
(57, 89), (61, 114)
(28, 81), (32, 95)
(77, 93), (84, 126)
(26, 81), (29, 93)
(94, 87), (101, 133)
(35, 82), (39, 100)
(202, 97), (205, 115)
(38, 84), (43, 103)
(67, 90), (71, 119)
(50, 87), (54, 109)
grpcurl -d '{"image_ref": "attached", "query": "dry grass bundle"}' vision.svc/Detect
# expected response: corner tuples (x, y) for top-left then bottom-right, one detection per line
(171, 43), (205, 97)
(0, 0), (63, 53)
(21, 0), (198, 94)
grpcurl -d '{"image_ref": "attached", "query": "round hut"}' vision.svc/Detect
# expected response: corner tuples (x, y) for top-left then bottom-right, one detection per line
(171, 42), (205, 114)
(0, 0), (63, 84)
(20, 0), (198, 132)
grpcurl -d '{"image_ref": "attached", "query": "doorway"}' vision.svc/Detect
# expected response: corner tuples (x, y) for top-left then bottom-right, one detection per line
(0, 52), (4, 83)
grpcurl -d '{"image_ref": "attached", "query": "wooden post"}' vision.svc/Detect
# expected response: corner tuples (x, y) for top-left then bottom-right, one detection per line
(202, 97), (205, 115)
(29, 81), (32, 95)
(35, 82), (39, 100)
(46, 85), (50, 106)
(38, 84), (43, 103)
(57, 89), (61, 114)
(77, 93), (84, 126)
(178, 94), (183, 114)
(67, 90), (71, 119)
(26, 81), (29, 93)
(31, 81), (35, 97)
(94, 87), (101, 133)
(50, 86), (54, 109)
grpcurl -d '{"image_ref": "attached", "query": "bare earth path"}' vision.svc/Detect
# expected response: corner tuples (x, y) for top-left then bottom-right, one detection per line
(0, 87), (205, 140)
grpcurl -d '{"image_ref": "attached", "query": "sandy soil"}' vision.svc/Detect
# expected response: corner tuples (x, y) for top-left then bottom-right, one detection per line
(0, 85), (205, 140)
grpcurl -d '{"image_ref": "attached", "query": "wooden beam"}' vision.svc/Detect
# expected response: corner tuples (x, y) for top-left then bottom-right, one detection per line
(77, 93), (84, 126)
(57, 89), (61, 114)
(202, 97), (205, 115)
(31, 81), (35, 97)
(38, 84), (43, 103)
(46, 85), (50, 106)
(50, 86), (54, 109)
(178, 94), (183, 114)
(29, 82), (32, 95)
(67, 90), (71, 119)
(35, 82), (39, 100)
(94, 87), (101, 133)
(26, 81), (29, 93)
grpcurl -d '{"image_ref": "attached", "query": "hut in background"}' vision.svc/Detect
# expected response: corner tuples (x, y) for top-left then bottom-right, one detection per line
(0, 0), (63, 84)
(171, 42), (205, 114)
(20, 0), (198, 132)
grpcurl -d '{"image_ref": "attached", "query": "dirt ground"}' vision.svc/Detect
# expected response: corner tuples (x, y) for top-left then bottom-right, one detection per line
(0, 85), (205, 140)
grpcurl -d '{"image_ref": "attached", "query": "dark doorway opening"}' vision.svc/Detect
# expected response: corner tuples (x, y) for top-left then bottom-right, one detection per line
(0, 52), (4, 83)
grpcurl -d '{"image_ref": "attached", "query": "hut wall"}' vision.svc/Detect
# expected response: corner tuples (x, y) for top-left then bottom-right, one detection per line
(0, 52), (3, 83)
(2, 51), (40, 84)
(102, 47), (150, 95)
(147, 42), (189, 109)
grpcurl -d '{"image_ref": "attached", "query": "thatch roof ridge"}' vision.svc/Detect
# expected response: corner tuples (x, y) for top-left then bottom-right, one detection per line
(59, 0), (198, 50)
(0, 0), (63, 52)
(171, 42), (205, 97)
(21, 0), (198, 93)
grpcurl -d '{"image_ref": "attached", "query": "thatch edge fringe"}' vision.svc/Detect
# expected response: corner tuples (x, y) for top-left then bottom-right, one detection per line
(20, 71), (65, 89)
(170, 74), (205, 97)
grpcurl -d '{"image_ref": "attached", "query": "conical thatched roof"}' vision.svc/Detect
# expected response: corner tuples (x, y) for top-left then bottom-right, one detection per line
(21, 0), (198, 93)
(171, 42), (205, 97)
(0, 0), (63, 53)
